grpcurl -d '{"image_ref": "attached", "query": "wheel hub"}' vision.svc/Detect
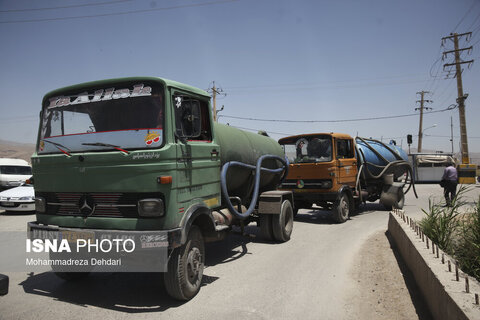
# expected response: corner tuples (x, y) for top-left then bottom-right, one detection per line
(186, 247), (202, 283)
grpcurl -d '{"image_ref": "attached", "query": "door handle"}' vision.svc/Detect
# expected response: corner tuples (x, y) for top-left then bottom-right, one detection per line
(211, 149), (219, 160)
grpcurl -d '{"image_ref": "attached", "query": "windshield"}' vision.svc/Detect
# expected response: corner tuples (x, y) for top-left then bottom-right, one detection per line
(38, 82), (164, 154)
(281, 135), (332, 163)
(0, 166), (32, 175)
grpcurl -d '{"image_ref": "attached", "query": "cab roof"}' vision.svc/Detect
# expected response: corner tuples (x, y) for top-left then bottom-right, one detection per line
(42, 76), (210, 104)
(278, 133), (353, 144)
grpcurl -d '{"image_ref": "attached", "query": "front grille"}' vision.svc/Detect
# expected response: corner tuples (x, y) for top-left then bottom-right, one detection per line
(36, 192), (163, 218)
(281, 179), (333, 190)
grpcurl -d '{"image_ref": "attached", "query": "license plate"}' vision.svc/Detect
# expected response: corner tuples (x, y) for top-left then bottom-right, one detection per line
(1, 202), (14, 207)
(59, 230), (95, 243)
(31, 228), (59, 240)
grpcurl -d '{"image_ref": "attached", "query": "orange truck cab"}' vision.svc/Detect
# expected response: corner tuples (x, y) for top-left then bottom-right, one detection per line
(278, 133), (413, 223)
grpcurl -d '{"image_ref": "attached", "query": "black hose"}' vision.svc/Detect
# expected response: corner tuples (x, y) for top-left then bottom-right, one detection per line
(220, 155), (288, 220)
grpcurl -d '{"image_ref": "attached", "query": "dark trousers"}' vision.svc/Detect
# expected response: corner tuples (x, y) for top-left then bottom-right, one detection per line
(443, 180), (457, 206)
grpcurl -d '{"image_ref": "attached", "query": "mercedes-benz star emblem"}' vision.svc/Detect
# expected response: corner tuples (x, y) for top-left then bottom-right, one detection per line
(78, 195), (95, 217)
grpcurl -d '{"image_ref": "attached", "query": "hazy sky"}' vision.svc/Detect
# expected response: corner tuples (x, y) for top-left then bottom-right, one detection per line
(1, 0), (479, 154)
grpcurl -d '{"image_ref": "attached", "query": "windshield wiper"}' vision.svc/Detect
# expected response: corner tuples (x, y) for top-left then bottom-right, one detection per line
(82, 142), (130, 155)
(42, 140), (71, 157)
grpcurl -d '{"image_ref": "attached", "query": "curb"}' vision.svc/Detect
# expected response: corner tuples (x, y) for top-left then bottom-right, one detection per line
(388, 210), (480, 320)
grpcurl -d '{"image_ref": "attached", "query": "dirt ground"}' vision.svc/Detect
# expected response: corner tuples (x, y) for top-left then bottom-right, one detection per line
(345, 230), (433, 320)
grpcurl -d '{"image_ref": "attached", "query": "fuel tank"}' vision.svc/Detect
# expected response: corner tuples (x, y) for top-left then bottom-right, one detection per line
(213, 123), (285, 200)
(355, 137), (409, 179)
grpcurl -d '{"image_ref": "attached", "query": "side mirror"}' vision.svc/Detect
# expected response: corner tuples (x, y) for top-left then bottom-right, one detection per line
(174, 96), (202, 140)
(0, 274), (9, 296)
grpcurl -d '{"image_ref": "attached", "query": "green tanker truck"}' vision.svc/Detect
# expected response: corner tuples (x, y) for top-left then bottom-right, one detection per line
(27, 77), (293, 300)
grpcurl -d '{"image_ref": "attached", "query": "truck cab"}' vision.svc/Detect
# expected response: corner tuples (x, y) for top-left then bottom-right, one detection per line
(28, 77), (292, 301)
(279, 133), (412, 223)
(278, 133), (357, 222)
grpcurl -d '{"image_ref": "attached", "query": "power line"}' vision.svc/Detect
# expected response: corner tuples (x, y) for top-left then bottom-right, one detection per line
(225, 73), (427, 90)
(221, 106), (456, 124)
(466, 11), (480, 31)
(452, 0), (478, 32)
(0, 0), (132, 13)
(227, 125), (293, 136)
(426, 134), (480, 139)
(225, 79), (432, 96)
(0, 0), (239, 24)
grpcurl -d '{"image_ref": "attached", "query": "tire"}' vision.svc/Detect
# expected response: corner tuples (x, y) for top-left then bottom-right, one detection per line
(164, 225), (204, 301)
(293, 206), (299, 218)
(272, 200), (294, 242)
(332, 192), (350, 223)
(259, 214), (274, 241)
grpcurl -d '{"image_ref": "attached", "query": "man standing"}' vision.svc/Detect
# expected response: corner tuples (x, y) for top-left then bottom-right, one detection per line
(442, 163), (458, 206)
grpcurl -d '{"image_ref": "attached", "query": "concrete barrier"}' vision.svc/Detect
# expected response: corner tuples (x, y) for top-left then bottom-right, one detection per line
(388, 210), (480, 320)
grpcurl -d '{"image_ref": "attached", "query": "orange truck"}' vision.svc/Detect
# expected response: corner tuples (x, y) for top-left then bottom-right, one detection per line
(278, 133), (415, 223)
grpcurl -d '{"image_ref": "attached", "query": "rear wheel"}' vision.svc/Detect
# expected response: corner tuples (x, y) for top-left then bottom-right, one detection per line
(272, 200), (294, 242)
(332, 192), (350, 223)
(259, 214), (274, 241)
(164, 226), (204, 301)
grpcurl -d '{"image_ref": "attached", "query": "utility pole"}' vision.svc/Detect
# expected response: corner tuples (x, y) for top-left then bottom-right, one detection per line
(442, 32), (475, 183)
(442, 32), (473, 163)
(207, 81), (226, 122)
(450, 116), (454, 154)
(415, 91), (432, 153)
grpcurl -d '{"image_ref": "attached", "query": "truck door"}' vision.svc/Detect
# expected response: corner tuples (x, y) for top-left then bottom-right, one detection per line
(173, 93), (221, 209)
(335, 138), (357, 187)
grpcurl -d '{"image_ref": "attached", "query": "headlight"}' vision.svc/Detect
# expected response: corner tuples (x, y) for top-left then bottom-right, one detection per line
(19, 196), (34, 201)
(321, 180), (333, 189)
(138, 199), (164, 217)
(35, 197), (46, 213)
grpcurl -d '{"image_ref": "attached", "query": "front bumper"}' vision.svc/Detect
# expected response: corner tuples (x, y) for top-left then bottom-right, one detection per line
(27, 221), (182, 249)
(0, 201), (35, 212)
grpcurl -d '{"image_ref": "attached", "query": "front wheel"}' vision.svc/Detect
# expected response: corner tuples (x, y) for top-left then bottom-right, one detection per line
(164, 226), (204, 301)
(332, 192), (350, 223)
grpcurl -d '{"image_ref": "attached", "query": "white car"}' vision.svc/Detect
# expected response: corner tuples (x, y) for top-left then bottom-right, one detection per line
(0, 158), (32, 190)
(0, 183), (35, 212)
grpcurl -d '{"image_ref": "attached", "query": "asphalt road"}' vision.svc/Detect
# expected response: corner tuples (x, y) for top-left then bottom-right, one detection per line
(0, 184), (479, 320)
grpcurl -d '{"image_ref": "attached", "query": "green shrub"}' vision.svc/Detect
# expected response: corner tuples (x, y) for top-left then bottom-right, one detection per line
(418, 186), (467, 254)
(455, 197), (480, 282)
(419, 186), (480, 282)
